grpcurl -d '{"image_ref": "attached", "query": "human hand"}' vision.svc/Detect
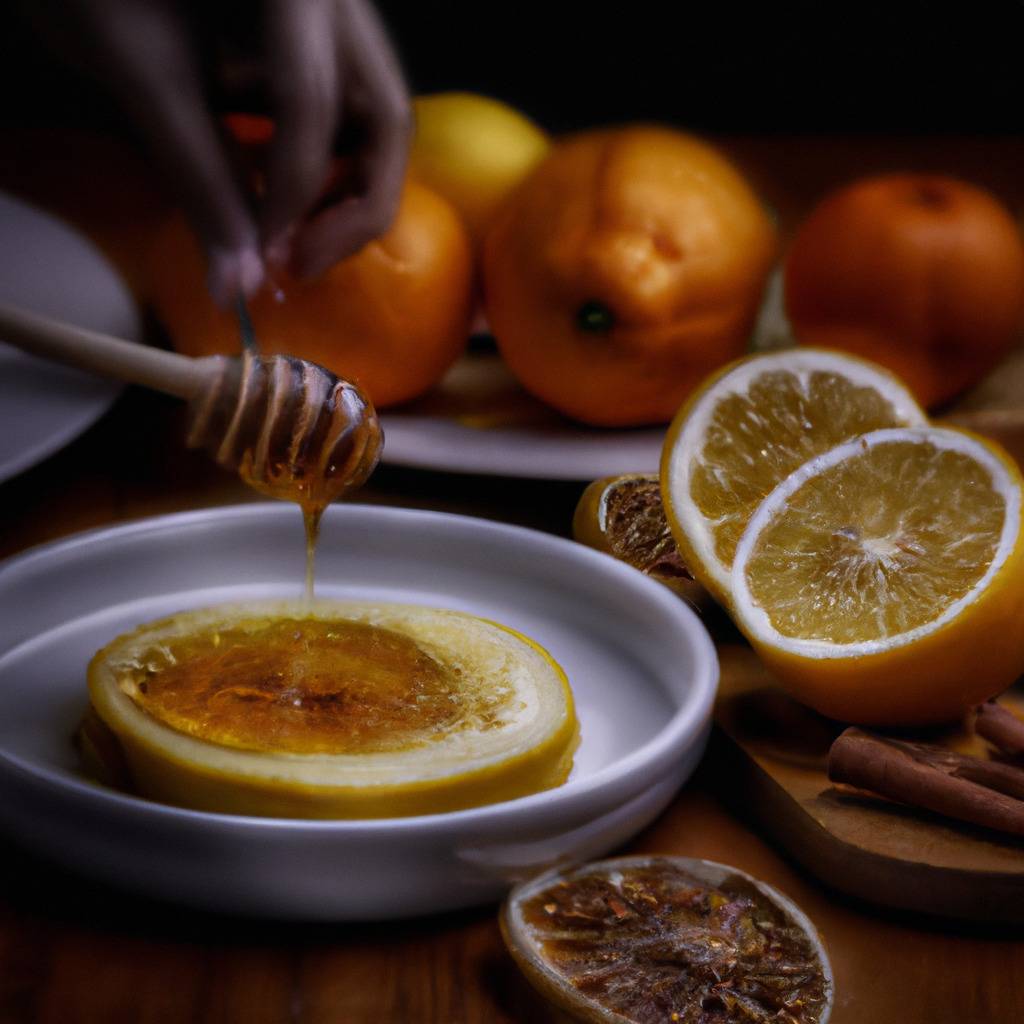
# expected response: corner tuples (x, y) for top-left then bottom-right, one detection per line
(29, 0), (412, 305)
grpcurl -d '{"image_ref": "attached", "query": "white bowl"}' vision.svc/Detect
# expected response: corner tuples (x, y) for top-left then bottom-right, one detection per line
(0, 504), (717, 919)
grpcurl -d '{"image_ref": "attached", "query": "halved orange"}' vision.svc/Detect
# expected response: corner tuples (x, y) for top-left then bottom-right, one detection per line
(731, 427), (1024, 724)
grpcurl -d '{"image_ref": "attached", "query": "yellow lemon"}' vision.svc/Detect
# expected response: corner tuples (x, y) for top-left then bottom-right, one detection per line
(85, 600), (578, 818)
(410, 92), (550, 245)
(660, 349), (927, 606)
(731, 426), (1024, 725)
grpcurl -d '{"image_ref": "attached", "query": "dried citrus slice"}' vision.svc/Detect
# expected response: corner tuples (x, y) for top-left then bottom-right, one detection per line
(86, 600), (578, 818)
(661, 348), (927, 604)
(501, 856), (833, 1024)
(572, 473), (704, 602)
(731, 427), (1024, 725)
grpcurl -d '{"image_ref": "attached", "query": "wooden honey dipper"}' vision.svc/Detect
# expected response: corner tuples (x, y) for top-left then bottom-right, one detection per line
(0, 301), (383, 510)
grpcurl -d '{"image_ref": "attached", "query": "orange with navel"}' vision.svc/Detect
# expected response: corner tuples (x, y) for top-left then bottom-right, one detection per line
(785, 173), (1024, 409)
(482, 126), (777, 426)
(150, 177), (474, 409)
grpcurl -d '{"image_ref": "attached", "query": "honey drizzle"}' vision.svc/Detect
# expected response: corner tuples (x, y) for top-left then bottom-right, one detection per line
(117, 616), (464, 755)
(303, 505), (323, 602)
(188, 353), (383, 597)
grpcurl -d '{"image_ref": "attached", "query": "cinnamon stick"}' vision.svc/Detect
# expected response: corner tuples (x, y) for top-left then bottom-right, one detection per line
(905, 739), (1024, 801)
(827, 727), (1024, 838)
(975, 701), (1024, 759)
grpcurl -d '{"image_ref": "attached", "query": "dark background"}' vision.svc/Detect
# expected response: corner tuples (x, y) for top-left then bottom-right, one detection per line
(4, 1), (1023, 135)
(376, 1), (1023, 133)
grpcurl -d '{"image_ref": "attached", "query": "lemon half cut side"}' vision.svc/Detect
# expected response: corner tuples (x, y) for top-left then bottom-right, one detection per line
(731, 427), (1024, 725)
(86, 600), (578, 818)
(661, 349), (927, 606)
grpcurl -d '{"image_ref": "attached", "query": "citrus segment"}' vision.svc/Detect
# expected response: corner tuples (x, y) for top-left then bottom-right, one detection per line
(661, 349), (927, 603)
(731, 427), (1024, 725)
(742, 435), (1006, 644)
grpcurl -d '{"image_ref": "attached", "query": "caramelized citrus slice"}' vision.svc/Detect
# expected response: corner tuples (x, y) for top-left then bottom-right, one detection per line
(117, 617), (462, 756)
(87, 600), (578, 818)
(731, 427), (1024, 725)
(661, 349), (926, 604)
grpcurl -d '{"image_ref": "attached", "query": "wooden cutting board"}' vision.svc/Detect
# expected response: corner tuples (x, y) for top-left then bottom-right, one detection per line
(710, 643), (1024, 924)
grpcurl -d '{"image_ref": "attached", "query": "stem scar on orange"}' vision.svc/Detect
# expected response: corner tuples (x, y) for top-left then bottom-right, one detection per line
(785, 173), (1024, 410)
(481, 126), (777, 427)
(149, 177), (475, 409)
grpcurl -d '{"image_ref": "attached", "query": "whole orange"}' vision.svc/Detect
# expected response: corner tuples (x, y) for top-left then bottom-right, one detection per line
(150, 177), (474, 408)
(481, 126), (777, 427)
(785, 174), (1024, 408)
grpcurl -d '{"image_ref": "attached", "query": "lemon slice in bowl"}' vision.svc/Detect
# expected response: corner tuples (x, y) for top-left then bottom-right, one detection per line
(661, 349), (927, 605)
(86, 600), (578, 818)
(731, 426), (1024, 725)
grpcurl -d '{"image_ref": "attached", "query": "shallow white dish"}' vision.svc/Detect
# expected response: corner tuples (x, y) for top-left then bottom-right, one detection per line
(0, 504), (717, 920)
(380, 352), (664, 480)
(0, 192), (139, 483)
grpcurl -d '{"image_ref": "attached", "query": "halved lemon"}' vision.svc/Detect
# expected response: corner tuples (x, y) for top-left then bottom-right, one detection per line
(731, 427), (1024, 725)
(86, 600), (578, 818)
(661, 349), (927, 605)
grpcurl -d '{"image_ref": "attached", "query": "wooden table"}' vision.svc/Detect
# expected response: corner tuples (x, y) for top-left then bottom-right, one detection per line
(6, 130), (1024, 1021)
(0, 388), (1022, 1024)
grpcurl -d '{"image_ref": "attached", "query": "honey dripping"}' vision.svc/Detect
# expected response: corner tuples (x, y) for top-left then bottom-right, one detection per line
(238, 462), (326, 602)
(186, 352), (382, 597)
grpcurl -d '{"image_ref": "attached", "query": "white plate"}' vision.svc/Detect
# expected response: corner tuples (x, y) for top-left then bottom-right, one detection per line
(0, 192), (139, 483)
(0, 504), (717, 920)
(378, 270), (794, 482)
(380, 352), (664, 480)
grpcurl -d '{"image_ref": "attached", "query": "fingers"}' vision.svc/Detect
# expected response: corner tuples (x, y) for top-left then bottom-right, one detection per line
(289, 106), (408, 280)
(72, 0), (264, 304)
(37, 0), (410, 292)
(290, 0), (412, 278)
(261, 0), (341, 268)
